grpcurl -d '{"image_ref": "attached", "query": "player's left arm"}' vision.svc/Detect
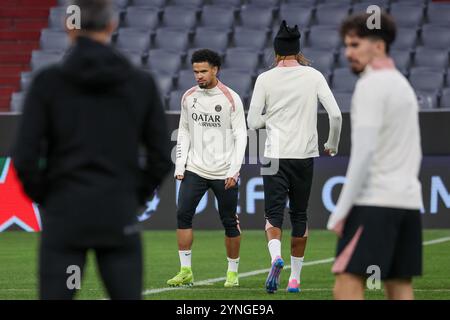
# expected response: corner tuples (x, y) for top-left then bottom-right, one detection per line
(226, 94), (248, 187)
(247, 76), (267, 130)
(327, 79), (383, 235)
(317, 73), (343, 156)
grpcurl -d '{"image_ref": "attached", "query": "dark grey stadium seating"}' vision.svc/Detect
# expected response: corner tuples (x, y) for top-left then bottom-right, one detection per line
(332, 67), (358, 92)
(389, 3), (424, 27)
(414, 47), (449, 69)
(239, 5), (274, 30)
(421, 25), (450, 50)
(232, 27), (267, 50)
(20, 0), (450, 111)
(223, 47), (260, 73)
(122, 7), (160, 30)
(30, 50), (62, 71)
(441, 88), (450, 108)
(427, 3), (450, 26)
(278, 4), (312, 29)
(40, 29), (70, 52)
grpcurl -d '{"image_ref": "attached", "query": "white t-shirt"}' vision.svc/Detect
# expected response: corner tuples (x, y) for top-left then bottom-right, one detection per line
(175, 81), (247, 180)
(328, 58), (423, 231)
(247, 60), (342, 158)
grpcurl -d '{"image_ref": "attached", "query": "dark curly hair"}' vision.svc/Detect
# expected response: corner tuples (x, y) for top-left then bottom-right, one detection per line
(191, 49), (221, 69)
(340, 12), (397, 53)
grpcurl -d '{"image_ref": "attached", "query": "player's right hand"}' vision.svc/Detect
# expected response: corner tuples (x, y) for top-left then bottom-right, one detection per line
(324, 148), (337, 157)
(176, 175), (184, 180)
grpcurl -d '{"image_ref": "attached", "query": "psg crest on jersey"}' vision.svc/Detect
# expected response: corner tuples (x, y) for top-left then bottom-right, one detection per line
(215, 105), (222, 112)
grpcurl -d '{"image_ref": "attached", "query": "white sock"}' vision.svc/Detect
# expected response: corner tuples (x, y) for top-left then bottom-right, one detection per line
(227, 257), (240, 273)
(267, 239), (281, 262)
(289, 256), (304, 282)
(179, 250), (192, 268)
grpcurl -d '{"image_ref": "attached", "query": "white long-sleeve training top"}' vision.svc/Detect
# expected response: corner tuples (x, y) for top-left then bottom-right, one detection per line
(247, 60), (342, 158)
(327, 58), (423, 233)
(175, 80), (248, 180)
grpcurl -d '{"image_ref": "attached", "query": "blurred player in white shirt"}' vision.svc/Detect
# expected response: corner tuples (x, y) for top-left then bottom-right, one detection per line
(328, 12), (423, 300)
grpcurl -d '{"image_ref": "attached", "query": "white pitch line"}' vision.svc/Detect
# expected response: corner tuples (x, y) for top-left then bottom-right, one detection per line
(143, 257), (335, 295)
(143, 236), (450, 296)
(423, 237), (450, 246)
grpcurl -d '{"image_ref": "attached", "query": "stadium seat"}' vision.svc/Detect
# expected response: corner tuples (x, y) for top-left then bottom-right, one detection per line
(390, 49), (411, 74)
(414, 47), (449, 70)
(218, 69), (253, 99)
(415, 91), (439, 109)
(153, 28), (189, 52)
(391, 28), (418, 50)
(427, 3), (450, 26)
(278, 4), (312, 29)
(262, 47), (276, 68)
(409, 69), (444, 92)
(30, 50), (62, 71)
(232, 27), (267, 50)
(123, 7), (160, 30)
(208, 0), (243, 8)
(441, 88), (450, 108)
(20, 72), (32, 91)
(147, 50), (181, 75)
(421, 25), (450, 50)
(190, 28), (229, 53)
(115, 29), (150, 53)
(256, 67), (270, 76)
(176, 69), (196, 92)
(198, 5), (235, 30)
(318, 0), (352, 4)
(332, 91), (352, 112)
(10, 92), (26, 113)
(314, 4), (351, 26)
(223, 48), (260, 73)
(301, 48), (335, 74)
(307, 26), (341, 50)
(152, 72), (173, 95)
(161, 6), (198, 31)
(132, 0), (166, 8)
(168, 90), (185, 111)
(389, 4), (424, 27)
(247, 0), (281, 7)
(352, 0), (390, 13)
(239, 5), (274, 30)
(48, 7), (66, 30)
(120, 50), (144, 67)
(40, 29), (70, 52)
(113, 0), (129, 9)
(390, 0), (425, 3)
(283, 0), (315, 5)
(336, 47), (349, 68)
(332, 68), (358, 93)
(170, 0), (204, 7)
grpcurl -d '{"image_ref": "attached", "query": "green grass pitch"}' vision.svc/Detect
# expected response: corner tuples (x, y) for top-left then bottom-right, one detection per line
(0, 230), (449, 300)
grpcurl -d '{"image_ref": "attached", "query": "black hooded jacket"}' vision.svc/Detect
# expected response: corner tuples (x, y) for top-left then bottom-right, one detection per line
(13, 37), (172, 245)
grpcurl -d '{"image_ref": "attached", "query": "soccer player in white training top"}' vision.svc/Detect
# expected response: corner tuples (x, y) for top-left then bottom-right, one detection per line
(167, 49), (247, 288)
(247, 21), (342, 293)
(327, 12), (423, 300)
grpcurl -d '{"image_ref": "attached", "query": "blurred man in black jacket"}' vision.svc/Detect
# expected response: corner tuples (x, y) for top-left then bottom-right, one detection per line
(12, 0), (172, 300)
